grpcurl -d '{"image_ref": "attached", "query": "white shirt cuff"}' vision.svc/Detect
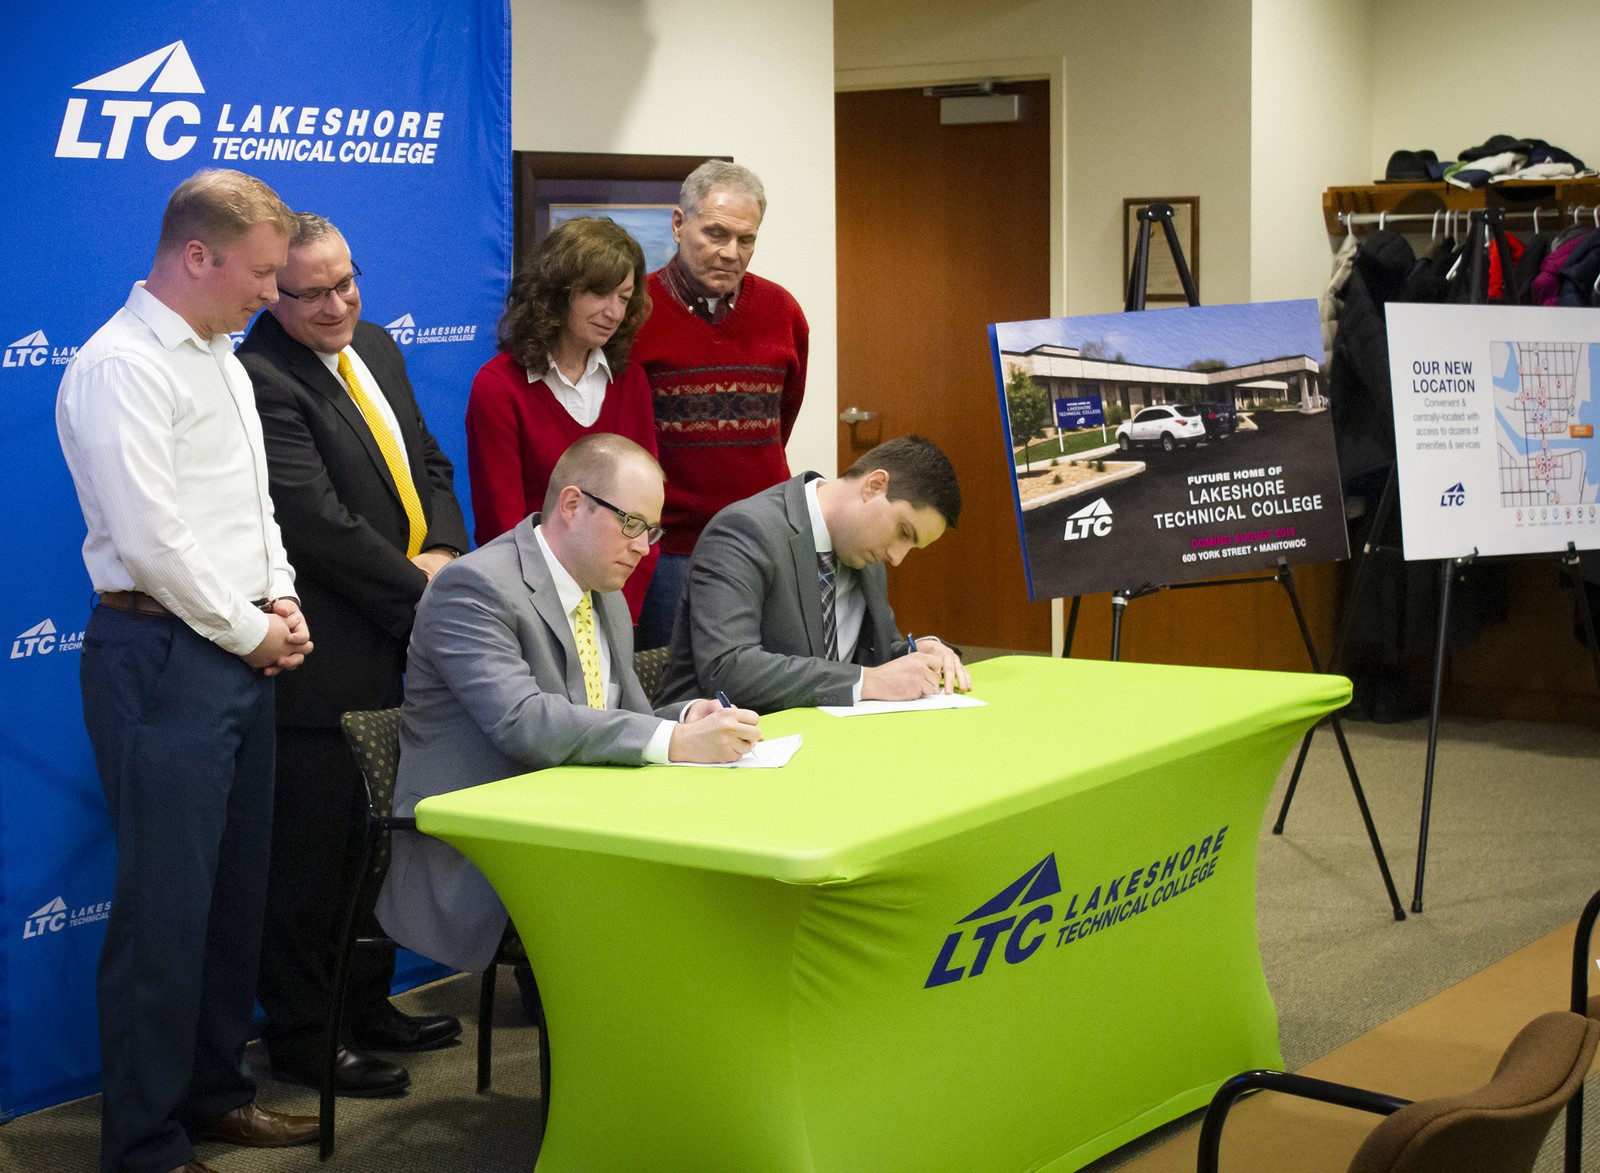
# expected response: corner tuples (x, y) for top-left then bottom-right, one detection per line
(643, 719), (676, 764)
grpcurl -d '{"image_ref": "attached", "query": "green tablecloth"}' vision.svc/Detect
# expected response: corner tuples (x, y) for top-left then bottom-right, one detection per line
(417, 655), (1348, 1172)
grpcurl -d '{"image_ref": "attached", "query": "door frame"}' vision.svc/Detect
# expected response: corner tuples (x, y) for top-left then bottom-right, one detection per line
(834, 57), (1070, 651)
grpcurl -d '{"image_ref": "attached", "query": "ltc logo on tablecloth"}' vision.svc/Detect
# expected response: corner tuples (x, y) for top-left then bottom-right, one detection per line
(923, 854), (1061, 989)
(923, 827), (1232, 990)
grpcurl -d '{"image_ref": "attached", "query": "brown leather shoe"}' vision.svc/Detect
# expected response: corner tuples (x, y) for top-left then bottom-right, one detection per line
(189, 1100), (320, 1147)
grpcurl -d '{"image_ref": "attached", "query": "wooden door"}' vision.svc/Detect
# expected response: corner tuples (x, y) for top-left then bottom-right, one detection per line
(836, 82), (1053, 651)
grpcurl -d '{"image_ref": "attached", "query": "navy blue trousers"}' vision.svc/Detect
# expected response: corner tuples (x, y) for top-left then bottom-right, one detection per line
(81, 606), (275, 1173)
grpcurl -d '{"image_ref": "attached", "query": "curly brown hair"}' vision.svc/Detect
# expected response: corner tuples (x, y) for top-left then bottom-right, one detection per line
(499, 217), (652, 373)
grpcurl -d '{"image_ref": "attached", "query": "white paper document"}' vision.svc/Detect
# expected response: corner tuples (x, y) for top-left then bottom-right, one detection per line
(818, 694), (987, 717)
(666, 732), (803, 769)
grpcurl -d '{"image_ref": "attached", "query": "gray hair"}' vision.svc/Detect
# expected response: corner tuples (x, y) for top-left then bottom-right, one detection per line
(679, 160), (767, 219)
(288, 211), (341, 248)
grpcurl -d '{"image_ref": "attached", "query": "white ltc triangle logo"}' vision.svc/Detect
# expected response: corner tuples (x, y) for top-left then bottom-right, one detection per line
(385, 314), (417, 329)
(75, 41), (204, 94)
(1063, 497), (1113, 541)
(8, 329), (49, 349)
(17, 618), (56, 639)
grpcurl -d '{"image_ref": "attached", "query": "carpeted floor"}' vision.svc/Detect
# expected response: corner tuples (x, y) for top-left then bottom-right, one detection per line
(4, 711), (1598, 1172)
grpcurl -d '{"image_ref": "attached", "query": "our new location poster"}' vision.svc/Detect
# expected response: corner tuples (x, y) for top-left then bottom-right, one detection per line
(989, 300), (1349, 601)
(1385, 303), (1600, 560)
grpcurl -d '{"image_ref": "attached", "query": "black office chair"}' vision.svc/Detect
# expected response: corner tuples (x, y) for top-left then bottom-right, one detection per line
(1565, 884), (1600, 1172)
(326, 708), (545, 1161)
(1198, 1010), (1599, 1173)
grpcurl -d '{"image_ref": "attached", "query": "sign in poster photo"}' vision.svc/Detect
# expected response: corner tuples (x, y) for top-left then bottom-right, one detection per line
(989, 300), (1349, 601)
(1385, 303), (1600, 561)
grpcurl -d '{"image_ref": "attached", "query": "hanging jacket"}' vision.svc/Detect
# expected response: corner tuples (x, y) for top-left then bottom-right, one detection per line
(1556, 230), (1600, 307)
(1327, 229), (1415, 484)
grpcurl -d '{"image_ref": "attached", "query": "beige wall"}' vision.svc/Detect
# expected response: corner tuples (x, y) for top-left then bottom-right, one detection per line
(510, 0), (839, 474)
(1369, 0), (1600, 180)
(1250, 0), (1373, 304)
(835, 0), (1255, 315)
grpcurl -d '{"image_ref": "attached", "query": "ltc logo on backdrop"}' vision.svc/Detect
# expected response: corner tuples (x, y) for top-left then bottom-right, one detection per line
(11, 618), (85, 659)
(924, 854), (1061, 989)
(1440, 482), (1466, 507)
(21, 895), (112, 940)
(56, 41), (205, 161)
(4, 330), (51, 368)
(385, 313), (477, 347)
(4, 330), (79, 369)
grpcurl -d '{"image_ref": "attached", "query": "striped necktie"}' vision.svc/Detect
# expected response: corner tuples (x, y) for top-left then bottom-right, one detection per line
(818, 551), (838, 661)
(338, 351), (426, 557)
(573, 595), (605, 709)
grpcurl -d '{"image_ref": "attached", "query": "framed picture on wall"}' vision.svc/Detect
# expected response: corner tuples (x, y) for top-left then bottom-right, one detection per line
(1122, 196), (1200, 303)
(512, 151), (731, 273)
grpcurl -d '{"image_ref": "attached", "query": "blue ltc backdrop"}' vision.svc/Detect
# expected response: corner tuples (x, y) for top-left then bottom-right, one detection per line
(0, 1), (510, 1118)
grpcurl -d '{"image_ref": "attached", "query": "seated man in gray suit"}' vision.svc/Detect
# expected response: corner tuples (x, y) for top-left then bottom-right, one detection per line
(658, 434), (970, 714)
(376, 434), (761, 973)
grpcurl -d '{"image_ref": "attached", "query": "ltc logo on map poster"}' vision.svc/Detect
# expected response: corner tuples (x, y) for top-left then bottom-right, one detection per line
(988, 300), (1349, 601)
(1385, 304), (1600, 560)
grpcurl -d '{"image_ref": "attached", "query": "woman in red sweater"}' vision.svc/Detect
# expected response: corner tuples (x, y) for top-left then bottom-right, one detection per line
(467, 216), (660, 619)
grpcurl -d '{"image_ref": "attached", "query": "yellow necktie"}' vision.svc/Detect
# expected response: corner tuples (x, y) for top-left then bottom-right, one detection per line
(573, 595), (605, 709)
(338, 351), (426, 557)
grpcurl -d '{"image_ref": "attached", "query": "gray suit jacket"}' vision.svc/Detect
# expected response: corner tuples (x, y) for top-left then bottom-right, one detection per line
(658, 474), (905, 712)
(376, 516), (673, 972)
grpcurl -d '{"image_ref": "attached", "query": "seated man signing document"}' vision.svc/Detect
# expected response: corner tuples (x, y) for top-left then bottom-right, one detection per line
(377, 434), (760, 972)
(658, 434), (969, 713)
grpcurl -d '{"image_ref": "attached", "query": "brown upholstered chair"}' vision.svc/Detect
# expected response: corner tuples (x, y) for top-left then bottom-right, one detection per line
(1197, 1010), (1600, 1173)
(1565, 884), (1600, 1172)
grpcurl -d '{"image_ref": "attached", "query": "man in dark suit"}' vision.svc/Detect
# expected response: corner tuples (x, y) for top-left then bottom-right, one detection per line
(238, 213), (468, 1097)
(376, 434), (762, 972)
(657, 434), (970, 713)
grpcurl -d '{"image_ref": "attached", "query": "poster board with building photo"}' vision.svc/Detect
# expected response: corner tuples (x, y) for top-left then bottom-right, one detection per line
(989, 300), (1349, 601)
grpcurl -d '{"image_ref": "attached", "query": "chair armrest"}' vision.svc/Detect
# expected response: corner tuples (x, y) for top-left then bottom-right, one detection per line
(1572, 886), (1600, 1015)
(1197, 1070), (1413, 1173)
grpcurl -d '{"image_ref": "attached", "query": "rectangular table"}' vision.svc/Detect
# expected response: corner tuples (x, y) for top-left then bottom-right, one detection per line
(416, 655), (1348, 1172)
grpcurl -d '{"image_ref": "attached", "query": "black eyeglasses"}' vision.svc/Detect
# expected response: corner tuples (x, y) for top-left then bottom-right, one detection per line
(581, 489), (664, 545)
(280, 262), (361, 305)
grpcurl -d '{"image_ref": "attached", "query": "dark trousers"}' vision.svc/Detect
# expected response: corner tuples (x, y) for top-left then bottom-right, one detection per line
(81, 607), (275, 1173)
(257, 725), (393, 1062)
(635, 550), (690, 650)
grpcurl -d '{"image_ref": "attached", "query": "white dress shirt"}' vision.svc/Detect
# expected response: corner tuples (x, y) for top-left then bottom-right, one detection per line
(56, 283), (296, 656)
(803, 476), (867, 702)
(532, 347), (612, 427)
(318, 345), (411, 466)
(534, 526), (673, 762)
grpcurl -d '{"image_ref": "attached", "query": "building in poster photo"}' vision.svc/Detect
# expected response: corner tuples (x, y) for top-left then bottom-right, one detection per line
(988, 299), (1349, 600)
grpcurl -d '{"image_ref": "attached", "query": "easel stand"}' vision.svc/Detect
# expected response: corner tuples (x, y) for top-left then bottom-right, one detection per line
(1060, 205), (1407, 921)
(1276, 206), (1600, 914)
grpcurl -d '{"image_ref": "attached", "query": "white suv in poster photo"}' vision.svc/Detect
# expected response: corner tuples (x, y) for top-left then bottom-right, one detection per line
(1115, 404), (1207, 453)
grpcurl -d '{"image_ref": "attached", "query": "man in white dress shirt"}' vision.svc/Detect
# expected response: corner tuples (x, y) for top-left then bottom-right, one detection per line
(56, 169), (319, 1173)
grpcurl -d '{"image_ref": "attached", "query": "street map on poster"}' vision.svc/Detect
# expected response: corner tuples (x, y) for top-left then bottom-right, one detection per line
(1385, 303), (1600, 560)
(989, 300), (1349, 601)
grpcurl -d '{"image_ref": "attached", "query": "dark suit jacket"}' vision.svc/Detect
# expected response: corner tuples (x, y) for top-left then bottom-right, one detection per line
(657, 473), (904, 712)
(377, 518), (676, 971)
(238, 314), (469, 727)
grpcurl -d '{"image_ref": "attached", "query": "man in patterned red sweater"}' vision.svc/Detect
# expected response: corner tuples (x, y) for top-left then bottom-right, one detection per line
(631, 160), (809, 647)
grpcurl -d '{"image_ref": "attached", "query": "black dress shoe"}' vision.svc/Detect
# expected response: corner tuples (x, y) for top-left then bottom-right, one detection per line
(271, 1046), (410, 1098)
(348, 1001), (462, 1052)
